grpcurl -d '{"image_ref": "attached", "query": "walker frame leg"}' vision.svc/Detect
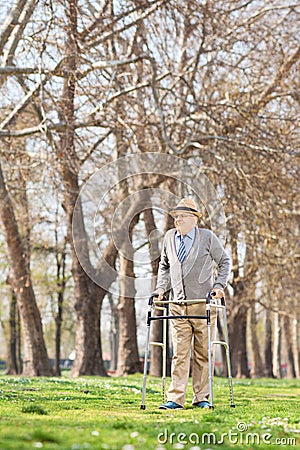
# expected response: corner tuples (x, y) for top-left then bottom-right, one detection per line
(222, 304), (235, 408)
(206, 297), (214, 409)
(162, 312), (167, 402)
(150, 305), (168, 403)
(140, 310), (152, 410)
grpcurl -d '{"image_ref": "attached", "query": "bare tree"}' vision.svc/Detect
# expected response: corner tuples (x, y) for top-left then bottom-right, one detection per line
(0, 164), (52, 375)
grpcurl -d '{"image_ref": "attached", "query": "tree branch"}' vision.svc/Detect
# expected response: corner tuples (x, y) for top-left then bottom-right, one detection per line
(1, 0), (38, 67)
(84, 0), (167, 48)
(0, 119), (110, 137)
(0, 0), (28, 55)
(256, 45), (300, 108)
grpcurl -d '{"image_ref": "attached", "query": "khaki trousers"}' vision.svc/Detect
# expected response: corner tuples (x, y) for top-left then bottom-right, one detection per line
(167, 302), (216, 407)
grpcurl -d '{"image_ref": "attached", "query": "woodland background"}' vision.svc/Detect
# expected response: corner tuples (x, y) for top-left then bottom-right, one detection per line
(0, 0), (299, 379)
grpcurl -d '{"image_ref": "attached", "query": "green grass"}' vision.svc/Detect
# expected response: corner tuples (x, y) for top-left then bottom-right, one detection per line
(0, 375), (299, 450)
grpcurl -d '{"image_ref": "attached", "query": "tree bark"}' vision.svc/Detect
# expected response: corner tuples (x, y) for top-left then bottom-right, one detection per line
(54, 243), (67, 376)
(69, 188), (108, 376)
(108, 292), (119, 372)
(16, 306), (22, 372)
(283, 315), (296, 379)
(264, 309), (273, 377)
(272, 311), (282, 378)
(71, 275), (107, 376)
(227, 229), (250, 378)
(5, 285), (21, 374)
(116, 259), (141, 375)
(116, 212), (141, 376)
(229, 303), (249, 378)
(291, 317), (300, 379)
(249, 303), (264, 378)
(56, 0), (107, 377)
(0, 165), (52, 376)
(0, 0), (28, 54)
(0, 0), (37, 68)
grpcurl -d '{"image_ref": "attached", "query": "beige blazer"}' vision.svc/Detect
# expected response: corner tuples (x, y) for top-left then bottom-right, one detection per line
(156, 228), (231, 301)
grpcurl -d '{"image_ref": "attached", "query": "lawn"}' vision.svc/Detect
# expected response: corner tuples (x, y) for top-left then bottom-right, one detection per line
(0, 374), (299, 450)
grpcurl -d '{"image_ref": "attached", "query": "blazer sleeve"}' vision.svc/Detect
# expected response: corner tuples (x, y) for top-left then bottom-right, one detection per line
(155, 237), (171, 292)
(209, 231), (231, 290)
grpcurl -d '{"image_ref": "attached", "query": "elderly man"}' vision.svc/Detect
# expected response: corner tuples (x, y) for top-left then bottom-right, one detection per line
(154, 198), (231, 409)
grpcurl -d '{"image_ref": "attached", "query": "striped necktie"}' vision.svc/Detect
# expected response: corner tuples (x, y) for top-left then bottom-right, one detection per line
(177, 236), (186, 263)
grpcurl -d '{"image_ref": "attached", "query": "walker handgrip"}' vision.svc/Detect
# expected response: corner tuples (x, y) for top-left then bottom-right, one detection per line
(206, 291), (213, 303)
(149, 293), (161, 305)
(148, 294), (155, 306)
(207, 291), (225, 305)
(149, 293), (167, 305)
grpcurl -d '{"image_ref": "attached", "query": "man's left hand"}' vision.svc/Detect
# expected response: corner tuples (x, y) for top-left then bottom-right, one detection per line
(211, 288), (224, 298)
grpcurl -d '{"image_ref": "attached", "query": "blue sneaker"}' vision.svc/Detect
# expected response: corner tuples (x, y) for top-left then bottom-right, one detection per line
(193, 401), (211, 408)
(159, 401), (183, 410)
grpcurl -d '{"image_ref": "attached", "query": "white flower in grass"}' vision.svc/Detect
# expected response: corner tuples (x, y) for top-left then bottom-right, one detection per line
(131, 388), (140, 394)
(130, 431), (139, 438)
(33, 444), (43, 449)
(91, 430), (99, 436)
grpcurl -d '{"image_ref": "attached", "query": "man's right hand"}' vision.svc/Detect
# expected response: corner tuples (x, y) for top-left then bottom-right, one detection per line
(153, 289), (164, 300)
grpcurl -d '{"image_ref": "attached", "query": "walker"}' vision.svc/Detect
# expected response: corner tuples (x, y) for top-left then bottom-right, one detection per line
(140, 291), (235, 410)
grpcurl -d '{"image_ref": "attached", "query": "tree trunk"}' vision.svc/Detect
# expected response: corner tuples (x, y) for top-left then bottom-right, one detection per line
(227, 229), (249, 378)
(283, 315), (296, 378)
(116, 210), (141, 376)
(70, 249), (107, 376)
(57, 0), (107, 377)
(55, 284), (62, 376)
(272, 311), (282, 378)
(264, 309), (273, 377)
(249, 303), (264, 378)
(54, 244), (67, 376)
(117, 278), (141, 375)
(108, 293), (119, 372)
(291, 317), (300, 379)
(0, 165), (52, 376)
(71, 183), (149, 375)
(16, 301), (22, 372)
(229, 303), (250, 378)
(60, 138), (108, 375)
(5, 286), (20, 374)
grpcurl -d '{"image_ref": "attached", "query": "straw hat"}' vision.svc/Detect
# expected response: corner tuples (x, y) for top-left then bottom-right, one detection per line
(169, 198), (201, 218)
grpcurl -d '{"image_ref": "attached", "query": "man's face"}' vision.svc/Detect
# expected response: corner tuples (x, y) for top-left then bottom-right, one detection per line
(173, 213), (198, 235)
